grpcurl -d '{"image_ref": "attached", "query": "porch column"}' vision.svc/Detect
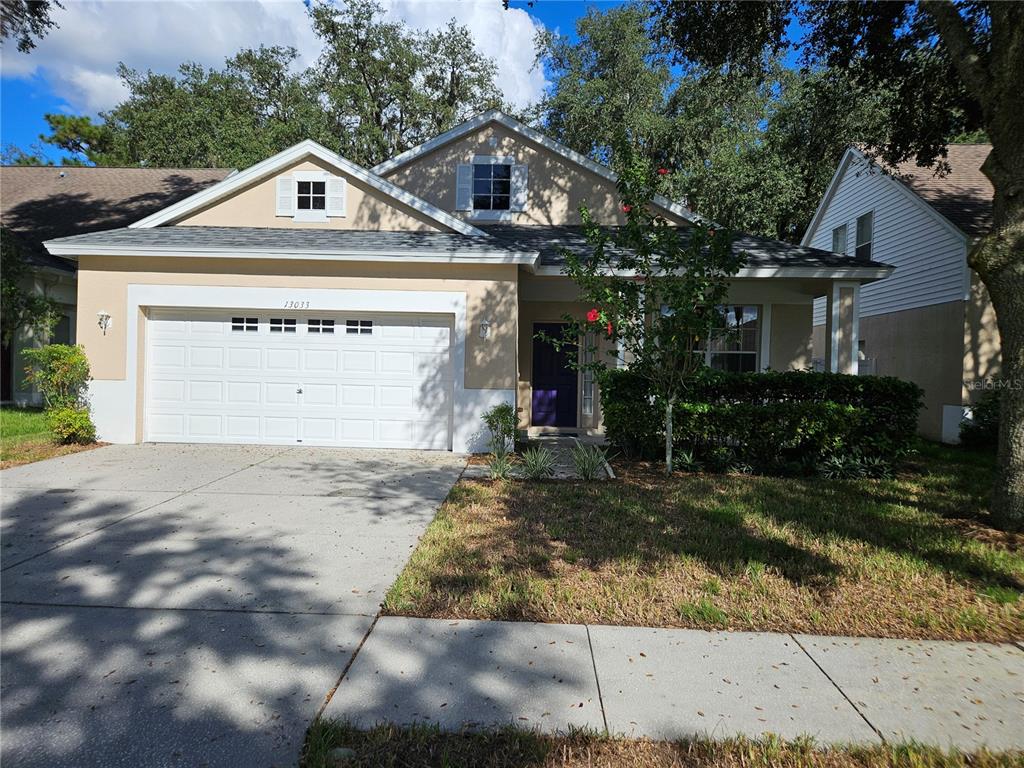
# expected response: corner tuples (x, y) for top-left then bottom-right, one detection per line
(826, 281), (860, 374)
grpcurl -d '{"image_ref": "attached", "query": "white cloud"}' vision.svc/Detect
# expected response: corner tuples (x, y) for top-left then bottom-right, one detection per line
(1, 0), (547, 115)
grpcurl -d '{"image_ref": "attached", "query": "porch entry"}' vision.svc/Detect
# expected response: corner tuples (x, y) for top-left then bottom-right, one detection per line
(531, 323), (577, 427)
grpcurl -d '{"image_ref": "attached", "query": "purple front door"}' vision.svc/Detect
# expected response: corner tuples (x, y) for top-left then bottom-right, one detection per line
(532, 323), (578, 427)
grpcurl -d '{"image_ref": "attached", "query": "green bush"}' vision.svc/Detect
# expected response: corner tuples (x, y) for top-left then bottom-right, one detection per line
(481, 402), (518, 456)
(600, 368), (923, 472)
(960, 389), (999, 451)
(47, 406), (96, 445)
(21, 344), (91, 410)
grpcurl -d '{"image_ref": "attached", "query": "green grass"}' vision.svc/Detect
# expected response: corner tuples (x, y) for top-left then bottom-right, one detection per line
(0, 406), (97, 468)
(385, 443), (1023, 641)
(302, 721), (1024, 768)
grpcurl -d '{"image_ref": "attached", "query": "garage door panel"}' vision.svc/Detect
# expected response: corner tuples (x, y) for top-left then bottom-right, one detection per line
(145, 310), (453, 449)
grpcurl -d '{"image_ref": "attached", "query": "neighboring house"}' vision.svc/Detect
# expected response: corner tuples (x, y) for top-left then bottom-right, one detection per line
(1, 165), (233, 403)
(43, 110), (892, 453)
(802, 145), (998, 442)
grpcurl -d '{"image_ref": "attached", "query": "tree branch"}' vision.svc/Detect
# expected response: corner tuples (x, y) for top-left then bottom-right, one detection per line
(919, 0), (992, 114)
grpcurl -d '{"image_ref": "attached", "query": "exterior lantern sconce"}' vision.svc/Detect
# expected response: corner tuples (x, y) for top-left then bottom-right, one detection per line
(97, 311), (112, 335)
(479, 319), (491, 339)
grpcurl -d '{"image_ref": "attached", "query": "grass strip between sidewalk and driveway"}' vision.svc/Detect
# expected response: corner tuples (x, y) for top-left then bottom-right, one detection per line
(302, 721), (1024, 768)
(0, 406), (100, 469)
(384, 443), (1023, 642)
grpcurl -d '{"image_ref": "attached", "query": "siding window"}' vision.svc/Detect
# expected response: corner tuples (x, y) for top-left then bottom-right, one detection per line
(270, 318), (296, 333)
(856, 212), (873, 260)
(472, 162), (511, 211)
(231, 317), (258, 333)
(307, 319), (335, 334)
(297, 180), (326, 211)
(582, 331), (596, 416)
(831, 224), (847, 255)
(346, 319), (373, 335)
(698, 305), (759, 373)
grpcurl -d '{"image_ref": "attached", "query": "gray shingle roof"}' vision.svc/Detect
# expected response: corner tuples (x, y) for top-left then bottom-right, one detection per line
(479, 224), (891, 269)
(893, 144), (992, 237)
(46, 225), (521, 256)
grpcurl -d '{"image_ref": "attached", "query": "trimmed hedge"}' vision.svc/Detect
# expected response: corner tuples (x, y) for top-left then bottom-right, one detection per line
(600, 368), (923, 471)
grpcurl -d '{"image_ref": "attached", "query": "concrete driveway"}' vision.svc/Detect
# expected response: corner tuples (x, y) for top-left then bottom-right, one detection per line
(0, 443), (465, 768)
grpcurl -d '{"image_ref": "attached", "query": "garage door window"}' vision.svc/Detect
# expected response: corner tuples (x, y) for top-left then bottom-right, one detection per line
(270, 318), (297, 333)
(231, 317), (258, 333)
(307, 319), (335, 334)
(346, 319), (373, 335)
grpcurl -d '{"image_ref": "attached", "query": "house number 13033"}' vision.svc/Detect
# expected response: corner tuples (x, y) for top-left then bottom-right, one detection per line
(283, 300), (310, 309)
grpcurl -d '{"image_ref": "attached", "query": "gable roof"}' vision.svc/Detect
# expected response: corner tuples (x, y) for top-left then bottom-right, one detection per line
(371, 109), (704, 226)
(130, 139), (487, 236)
(893, 144), (992, 237)
(802, 145), (992, 247)
(1, 165), (232, 272)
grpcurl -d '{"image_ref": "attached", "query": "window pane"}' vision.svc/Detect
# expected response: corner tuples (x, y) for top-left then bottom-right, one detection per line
(473, 164), (491, 180)
(492, 195), (510, 210)
(297, 181), (311, 194)
(492, 178), (511, 195)
(473, 179), (491, 195)
(832, 225), (847, 254)
(473, 194), (492, 210)
(856, 212), (872, 246)
(710, 353), (757, 373)
(297, 196), (311, 210)
(856, 242), (872, 260)
(311, 181), (326, 194)
(492, 164), (511, 180)
(311, 196), (326, 210)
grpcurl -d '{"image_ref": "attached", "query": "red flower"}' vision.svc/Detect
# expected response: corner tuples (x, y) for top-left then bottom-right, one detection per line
(708, 228), (716, 236)
(587, 308), (600, 323)
(657, 167), (669, 176)
(622, 204), (632, 213)
(606, 321), (614, 337)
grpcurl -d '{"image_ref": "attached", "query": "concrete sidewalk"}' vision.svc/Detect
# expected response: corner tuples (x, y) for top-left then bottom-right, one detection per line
(324, 617), (1024, 751)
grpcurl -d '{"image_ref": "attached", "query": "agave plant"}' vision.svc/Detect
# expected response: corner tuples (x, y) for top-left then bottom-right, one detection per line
(520, 445), (557, 480)
(571, 443), (608, 481)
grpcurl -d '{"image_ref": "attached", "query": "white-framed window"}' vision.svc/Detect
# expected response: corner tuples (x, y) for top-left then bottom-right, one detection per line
(831, 224), (847, 255)
(856, 212), (873, 260)
(346, 319), (373, 335)
(276, 172), (346, 221)
(307, 319), (335, 334)
(270, 318), (297, 333)
(455, 156), (527, 218)
(697, 305), (760, 373)
(231, 316), (258, 333)
(582, 331), (596, 416)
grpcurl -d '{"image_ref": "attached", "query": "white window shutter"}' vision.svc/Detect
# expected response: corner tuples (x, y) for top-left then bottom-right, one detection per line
(510, 164), (528, 212)
(455, 164), (473, 211)
(276, 176), (294, 216)
(326, 175), (346, 217)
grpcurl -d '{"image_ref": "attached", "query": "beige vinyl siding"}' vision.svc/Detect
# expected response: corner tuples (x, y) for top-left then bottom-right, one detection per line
(808, 154), (968, 325)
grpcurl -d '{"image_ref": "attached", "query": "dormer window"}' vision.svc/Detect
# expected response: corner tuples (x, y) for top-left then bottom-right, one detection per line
(456, 156), (527, 220)
(276, 171), (346, 221)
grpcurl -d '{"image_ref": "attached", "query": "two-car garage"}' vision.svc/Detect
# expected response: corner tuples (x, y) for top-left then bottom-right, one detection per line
(144, 309), (455, 449)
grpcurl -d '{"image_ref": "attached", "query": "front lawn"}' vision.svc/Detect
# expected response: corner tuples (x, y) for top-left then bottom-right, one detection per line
(0, 406), (99, 469)
(385, 443), (1023, 641)
(302, 722), (1022, 768)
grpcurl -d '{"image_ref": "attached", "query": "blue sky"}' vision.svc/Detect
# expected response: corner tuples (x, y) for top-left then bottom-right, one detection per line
(1, 0), (622, 165)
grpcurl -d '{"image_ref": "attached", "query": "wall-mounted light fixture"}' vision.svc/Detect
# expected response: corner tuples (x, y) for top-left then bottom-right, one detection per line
(479, 319), (491, 339)
(97, 311), (112, 335)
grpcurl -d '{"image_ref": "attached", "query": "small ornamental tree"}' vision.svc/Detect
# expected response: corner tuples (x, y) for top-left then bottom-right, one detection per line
(550, 150), (744, 473)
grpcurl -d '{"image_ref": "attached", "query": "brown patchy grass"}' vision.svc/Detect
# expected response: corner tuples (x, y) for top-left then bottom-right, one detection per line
(0, 407), (101, 469)
(385, 443), (1023, 641)
(303, 722), (1024, 768)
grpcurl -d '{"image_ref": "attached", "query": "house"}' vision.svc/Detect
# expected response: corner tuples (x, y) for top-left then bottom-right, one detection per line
(43, 110), (892, 453)
(1, 165), (233, 403)
(802, 145), (999, 442)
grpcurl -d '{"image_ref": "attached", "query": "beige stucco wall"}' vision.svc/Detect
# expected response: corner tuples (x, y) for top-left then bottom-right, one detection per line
(179, 157), (446, 232)
(769, 304), (812, 371)
(75, 256), (518, 393)
(856, 300), (966, 440)
(382, 121), (691, 228)
(963, 272), (1001, 403)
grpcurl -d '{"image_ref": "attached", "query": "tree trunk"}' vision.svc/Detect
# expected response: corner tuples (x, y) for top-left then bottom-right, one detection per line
(665, 396), (674, 476)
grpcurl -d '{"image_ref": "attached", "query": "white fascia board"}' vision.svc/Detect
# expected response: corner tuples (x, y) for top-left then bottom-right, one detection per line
(526, 264), (894, 281)
(372, 109), (706, 226)
(128, 139), (488, 237)
(801, 147), (858, 247)
(44, 242), (539, 266)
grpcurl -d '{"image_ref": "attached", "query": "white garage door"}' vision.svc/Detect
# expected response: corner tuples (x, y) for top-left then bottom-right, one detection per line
(144, 309), (454, 449)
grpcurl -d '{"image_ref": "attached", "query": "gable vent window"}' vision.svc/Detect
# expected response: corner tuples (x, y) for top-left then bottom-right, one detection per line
(346, 319), (373, 335)
(231, 317), (258, 333)
(308, 319), (335, 334)
(856, 212), (873, 260)
(270, 318), (297, 333)
(297, 180), (326, 211)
